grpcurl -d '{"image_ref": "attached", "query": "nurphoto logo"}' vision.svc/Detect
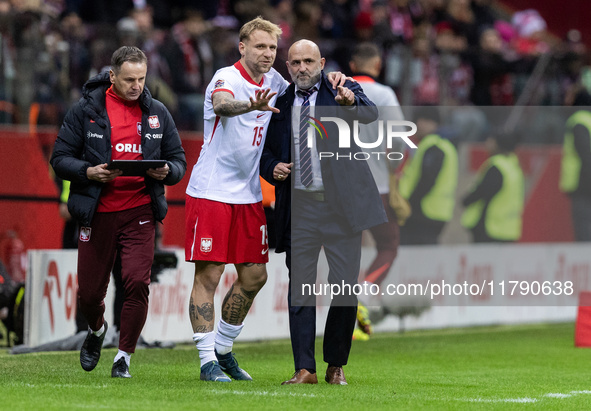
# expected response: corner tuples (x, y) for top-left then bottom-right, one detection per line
(303, 116), (418, 161)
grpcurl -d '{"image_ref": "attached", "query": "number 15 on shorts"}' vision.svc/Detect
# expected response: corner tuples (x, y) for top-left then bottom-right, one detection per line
(260, 224), (269, 255)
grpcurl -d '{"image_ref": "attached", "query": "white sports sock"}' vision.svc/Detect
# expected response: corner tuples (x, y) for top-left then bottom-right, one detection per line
(193, 331), (216, 367)
(92, 323), (105, 337)
(114, 350), (131, 367)
(214, 319), (244, 355)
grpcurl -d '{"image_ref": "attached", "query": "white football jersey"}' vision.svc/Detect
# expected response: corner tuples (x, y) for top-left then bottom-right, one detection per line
(353, 76), (404, 195)
(186, 61), (288, 204)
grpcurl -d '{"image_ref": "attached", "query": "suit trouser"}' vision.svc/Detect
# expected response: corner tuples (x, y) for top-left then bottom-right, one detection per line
(287, 193), (360, 372)
(77, 203), (155, 353)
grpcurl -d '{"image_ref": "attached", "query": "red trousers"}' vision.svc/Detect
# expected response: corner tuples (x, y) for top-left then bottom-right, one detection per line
(77, 203), (155, 353)
(365, 194), (400, 285)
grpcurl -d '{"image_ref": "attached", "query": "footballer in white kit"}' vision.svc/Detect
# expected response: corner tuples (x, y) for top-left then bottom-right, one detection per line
(185, 18), (288, 384)
(185, 60), (288, 263)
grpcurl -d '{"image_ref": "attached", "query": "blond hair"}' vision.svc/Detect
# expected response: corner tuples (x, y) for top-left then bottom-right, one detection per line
(239, 16), (282, 42)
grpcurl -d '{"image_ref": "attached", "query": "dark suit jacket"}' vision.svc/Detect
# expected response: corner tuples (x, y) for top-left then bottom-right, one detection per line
(260, 72), (387, 253)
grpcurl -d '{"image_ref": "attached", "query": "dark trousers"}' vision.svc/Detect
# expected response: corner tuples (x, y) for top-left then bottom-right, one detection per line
(400, 216), (445, 245)
(77, 203), (155, 353)
(571, 196), (591, 241)
(286, 193), (360, 372)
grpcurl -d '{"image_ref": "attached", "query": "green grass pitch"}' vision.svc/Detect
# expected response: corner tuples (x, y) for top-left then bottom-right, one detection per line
(1, 322), (590, 410)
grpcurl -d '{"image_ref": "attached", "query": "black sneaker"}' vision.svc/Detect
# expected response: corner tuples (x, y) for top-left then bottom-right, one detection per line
(80, 321), (108, 372)
(111, 357), (132, 378)
(215, 350), (252, 380)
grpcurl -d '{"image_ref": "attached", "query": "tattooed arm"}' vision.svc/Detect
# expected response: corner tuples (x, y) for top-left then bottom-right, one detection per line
(212, 89), (280, 117)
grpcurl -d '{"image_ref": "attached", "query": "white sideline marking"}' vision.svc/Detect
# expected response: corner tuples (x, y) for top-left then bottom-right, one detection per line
(9, 382), (109, 389)
(464, 390), (591, 404)
(12, 383), (317, 398)
(468, 398), (537, 403)
(210, 389), (317, 398)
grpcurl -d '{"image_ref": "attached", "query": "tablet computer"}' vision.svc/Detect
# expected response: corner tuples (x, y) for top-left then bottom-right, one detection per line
(106, 160), (166, 176)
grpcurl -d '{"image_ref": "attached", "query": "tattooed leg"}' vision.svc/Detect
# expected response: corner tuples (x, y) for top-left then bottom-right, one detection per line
(221, 263), (267, 325)
(190, 261), (224, 333)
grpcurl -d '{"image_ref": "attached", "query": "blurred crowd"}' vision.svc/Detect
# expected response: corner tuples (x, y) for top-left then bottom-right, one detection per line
(0, 0), (590, 134)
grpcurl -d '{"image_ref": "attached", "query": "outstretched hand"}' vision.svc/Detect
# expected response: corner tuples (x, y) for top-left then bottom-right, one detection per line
(249, 88), (280, 113)
(334, 86), (355, 106)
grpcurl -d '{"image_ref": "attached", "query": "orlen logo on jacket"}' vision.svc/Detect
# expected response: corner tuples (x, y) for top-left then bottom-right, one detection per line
(115, 143), (142, 154)
(148, 115), (160, 129)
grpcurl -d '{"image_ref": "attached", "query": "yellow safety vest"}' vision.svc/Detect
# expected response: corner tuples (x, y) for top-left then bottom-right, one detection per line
(560, 110), (591, 193)
(60, 180), (71, 204)
(399, 134), (458, 221)
(461, 153), (525, 241)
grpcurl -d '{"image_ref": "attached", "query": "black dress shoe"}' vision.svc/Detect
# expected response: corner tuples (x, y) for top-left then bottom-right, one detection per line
(80, 321), (108, 372)
(111, 357), (132, 378)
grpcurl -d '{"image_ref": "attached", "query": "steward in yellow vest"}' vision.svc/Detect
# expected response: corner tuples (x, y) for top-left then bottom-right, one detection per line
(399, 107), (458, 244)
(560, 110), (591, 195)
(559, 104), (591, 241)
(461, 134), (524, 242)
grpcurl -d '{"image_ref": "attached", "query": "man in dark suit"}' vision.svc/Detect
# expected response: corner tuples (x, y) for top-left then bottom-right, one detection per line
(260, 39), (386, 385)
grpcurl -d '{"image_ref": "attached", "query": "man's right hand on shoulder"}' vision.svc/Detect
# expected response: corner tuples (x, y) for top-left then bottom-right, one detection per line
(87, 163), (122, 183)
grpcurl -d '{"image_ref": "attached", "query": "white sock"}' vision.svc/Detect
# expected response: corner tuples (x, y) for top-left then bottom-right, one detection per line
(193, 331), (216, 368)
(214, 319), (244, 355)
(92, 323), (105, 337)
(114, 350), (131, 367)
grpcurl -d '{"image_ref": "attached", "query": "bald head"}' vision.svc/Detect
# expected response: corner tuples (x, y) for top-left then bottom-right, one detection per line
(286, 39), (325, 90)
(288, 40), (321, 61)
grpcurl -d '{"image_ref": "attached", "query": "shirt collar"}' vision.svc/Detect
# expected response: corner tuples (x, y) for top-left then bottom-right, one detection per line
(295, 81), (321, 96)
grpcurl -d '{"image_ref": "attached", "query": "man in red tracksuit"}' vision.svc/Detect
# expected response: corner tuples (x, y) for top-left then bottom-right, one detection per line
(51, 46), (186, 378)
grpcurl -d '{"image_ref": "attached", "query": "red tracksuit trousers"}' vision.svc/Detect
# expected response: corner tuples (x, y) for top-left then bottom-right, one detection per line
(77, 203), (155, 353)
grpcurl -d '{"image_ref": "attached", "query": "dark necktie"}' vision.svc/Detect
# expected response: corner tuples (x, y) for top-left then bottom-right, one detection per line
(298, 88), (316, 187)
